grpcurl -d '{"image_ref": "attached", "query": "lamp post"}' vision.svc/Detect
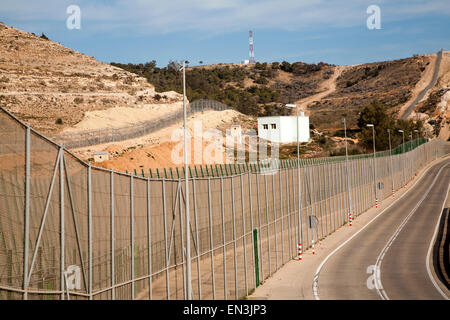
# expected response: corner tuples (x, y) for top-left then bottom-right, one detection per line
(171, 60), (192, 299)
(409, 132), (413, 177)
(366, 124), (377, 207)
(387, 129), (394, 197)
(414, 129), (419, 148)
(342, 118), (352, 225)
(285, 104), (303, 259)
(398, 130), (405, 186)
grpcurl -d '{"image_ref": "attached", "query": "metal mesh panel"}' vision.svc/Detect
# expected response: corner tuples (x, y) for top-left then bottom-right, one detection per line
(0, 106), (448, 300)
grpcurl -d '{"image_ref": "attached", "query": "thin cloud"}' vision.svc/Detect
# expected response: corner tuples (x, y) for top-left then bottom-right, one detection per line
(1, 0), (449, 35)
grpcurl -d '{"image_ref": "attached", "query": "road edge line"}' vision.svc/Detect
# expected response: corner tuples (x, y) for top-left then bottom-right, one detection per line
(373, 163), (448, 300)
(425, 181), (450, 300)
(312, 156), (449, 300)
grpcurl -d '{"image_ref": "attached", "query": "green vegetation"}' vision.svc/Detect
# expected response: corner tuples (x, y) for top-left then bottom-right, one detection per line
(110, 60), (331, 117)
(357, 100), (424, 151)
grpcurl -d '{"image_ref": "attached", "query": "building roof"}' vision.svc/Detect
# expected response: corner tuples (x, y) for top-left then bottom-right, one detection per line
(93, 151), (109, 155)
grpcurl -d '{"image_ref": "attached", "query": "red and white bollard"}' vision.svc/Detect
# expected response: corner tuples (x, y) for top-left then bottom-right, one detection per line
(298, 243), (302, 261)
(375, 198), (379, 208)
(392, 189), (395, 198)
(312, 239), (315, 255)
(349, 213), (353, 226)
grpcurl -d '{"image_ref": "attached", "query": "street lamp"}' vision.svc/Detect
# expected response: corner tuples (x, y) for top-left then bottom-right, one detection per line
(366, 124), (378, 208)
(342, 118), (352, 225)
(387, 129), (394, 197)
(285, 104), (303, 258)
(414, 129), (419, 148)
(171, 60), (192, 299)
(409, 132), (413, 177)
(398, 130), (405, 186)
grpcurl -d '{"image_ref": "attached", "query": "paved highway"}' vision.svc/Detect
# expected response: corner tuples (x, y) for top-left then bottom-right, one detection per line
(313, 159), (450, 300)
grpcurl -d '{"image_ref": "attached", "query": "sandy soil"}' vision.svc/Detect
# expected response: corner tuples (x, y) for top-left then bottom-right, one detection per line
(71, 109), (251, 171)
(62, 101), (184, 132)
(398, 54), (437, 118)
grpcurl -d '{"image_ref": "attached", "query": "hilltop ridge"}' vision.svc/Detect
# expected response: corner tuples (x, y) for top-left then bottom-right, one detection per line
(0, 22), (183, 134)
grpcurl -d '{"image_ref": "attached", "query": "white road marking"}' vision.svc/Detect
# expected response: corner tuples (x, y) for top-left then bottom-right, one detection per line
(312, 159), (449, 300)
(374, 163), (448, 300)
(425, 181), (450, 300)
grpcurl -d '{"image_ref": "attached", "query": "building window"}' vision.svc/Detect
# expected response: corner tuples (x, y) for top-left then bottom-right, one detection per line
(271, 123), (276, 129)
(263, 124), (268, 130)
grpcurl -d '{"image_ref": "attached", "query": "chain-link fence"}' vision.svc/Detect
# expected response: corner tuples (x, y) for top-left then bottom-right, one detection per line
(53, 100), (228, 149)
(0, 106), (448, 300)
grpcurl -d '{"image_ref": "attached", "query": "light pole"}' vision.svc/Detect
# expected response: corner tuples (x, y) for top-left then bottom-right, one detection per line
(409, 132), (413, 177)
(366, 124), (377, 208)
(398, 130), (405, 186)
(285, 104), (303, 259)
(414, 129), (419, 148)
(343, 118), (352, 225)
(387, 129), (394, 197)
(171, 60), (192, 299)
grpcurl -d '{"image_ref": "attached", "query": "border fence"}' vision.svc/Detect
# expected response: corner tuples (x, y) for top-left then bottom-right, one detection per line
(53, 100), (228, 149)
(0, 105), (448, 300)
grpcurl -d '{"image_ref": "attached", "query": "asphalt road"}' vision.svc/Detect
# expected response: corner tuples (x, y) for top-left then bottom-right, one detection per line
(314, 158), (450, 300)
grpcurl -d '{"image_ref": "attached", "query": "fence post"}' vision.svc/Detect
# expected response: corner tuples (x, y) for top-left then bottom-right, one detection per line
(59, 148), (65, 300)
(231, 177), (238, 299)
(247, 171), (256, 289)
(263, 174), (271, 276)
(220, 177), (227, 300)
(279, 168), (285, 263)
(253, 229), (260, 288)
(240, 174), (249, 296)
(162, 179), (170, 299)
(23, 126), (30, 300)
(271, 172), (278, 271)
(110, 170), (115, 300)
(192, 179), (202, 299)
(130, 175), (135, 300)
(207, 178), (216, 299)
(255, 173), (264, 281)
(147, 178), (152, 300)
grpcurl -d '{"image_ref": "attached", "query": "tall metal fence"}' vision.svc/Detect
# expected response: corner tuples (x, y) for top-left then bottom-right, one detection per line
(53, 100), (228, 149)
(0, 105), (448, 300)
(128, 138), (429, 179)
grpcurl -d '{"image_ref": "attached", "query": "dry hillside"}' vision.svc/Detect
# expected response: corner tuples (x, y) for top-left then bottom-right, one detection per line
(0, 22), (183, 135)
(415, 51), (450, 140)
(308, 55), (431, 132)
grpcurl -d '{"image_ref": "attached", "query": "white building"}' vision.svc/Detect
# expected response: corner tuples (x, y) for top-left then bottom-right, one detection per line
(93, 151), (109, 162)
(257, 114), (310, 143)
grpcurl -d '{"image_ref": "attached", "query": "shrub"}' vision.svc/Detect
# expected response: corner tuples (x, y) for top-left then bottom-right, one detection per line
(73, 97), (84, 104)
(55, 118), (63, 125)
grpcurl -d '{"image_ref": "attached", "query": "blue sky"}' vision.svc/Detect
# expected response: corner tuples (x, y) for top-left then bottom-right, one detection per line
(1, 0), (449, 67)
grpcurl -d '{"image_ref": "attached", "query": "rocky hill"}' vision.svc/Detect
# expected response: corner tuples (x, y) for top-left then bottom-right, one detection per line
(0, 22), (183, 135)
(114, 55), (437, 133)
(308, 55), (432, 132)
